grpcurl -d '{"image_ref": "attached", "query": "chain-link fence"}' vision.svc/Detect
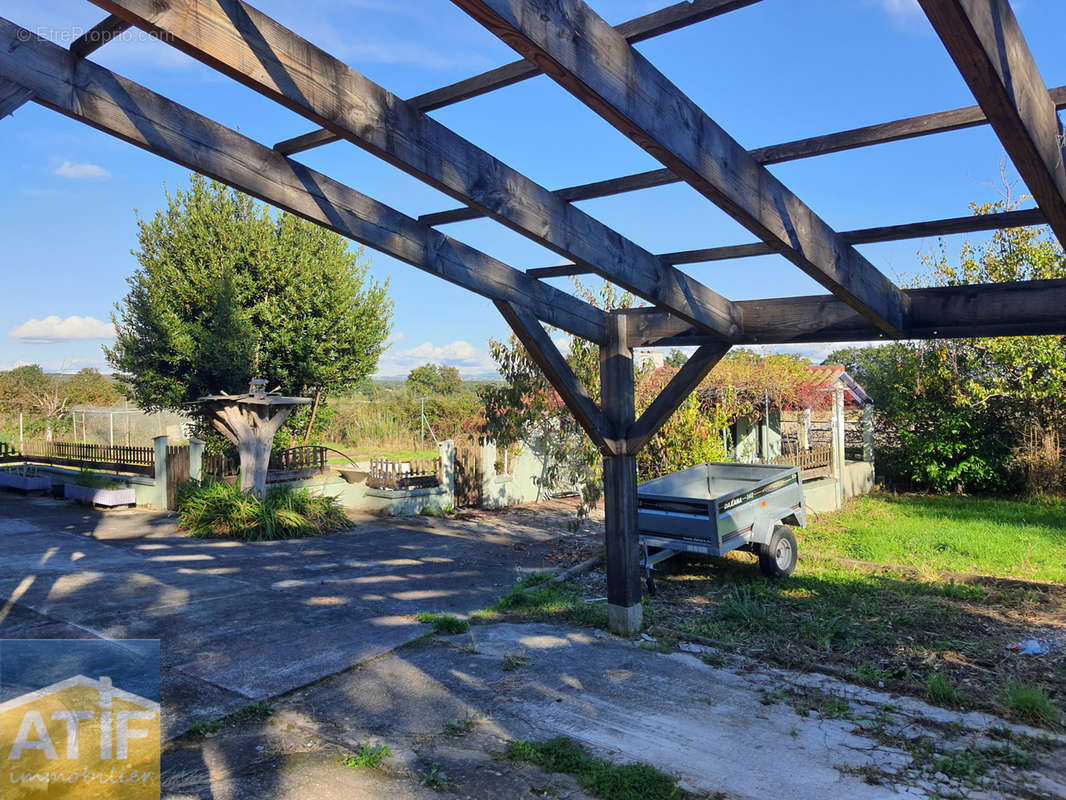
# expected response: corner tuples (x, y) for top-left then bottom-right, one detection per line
(70, 404), (192, 446)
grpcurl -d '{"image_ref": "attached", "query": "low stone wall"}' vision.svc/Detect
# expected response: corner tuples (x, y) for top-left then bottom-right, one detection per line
(802, 460), (875, 515)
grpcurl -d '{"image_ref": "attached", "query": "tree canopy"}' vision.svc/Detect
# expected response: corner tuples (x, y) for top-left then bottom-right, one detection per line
(407, 363), (463, 397)
(106, 174), (393, 413)
(829, 199), (1066, 493)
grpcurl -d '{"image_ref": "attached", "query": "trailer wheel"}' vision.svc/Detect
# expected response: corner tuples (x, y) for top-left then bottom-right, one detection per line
(758, 525), (797, 578)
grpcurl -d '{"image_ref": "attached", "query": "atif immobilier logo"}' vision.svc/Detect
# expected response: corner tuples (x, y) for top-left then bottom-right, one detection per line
(0, 639), (160, 799)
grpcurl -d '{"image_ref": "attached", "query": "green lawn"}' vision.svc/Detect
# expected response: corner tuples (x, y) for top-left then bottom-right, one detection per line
(803, 493), (1066, 583)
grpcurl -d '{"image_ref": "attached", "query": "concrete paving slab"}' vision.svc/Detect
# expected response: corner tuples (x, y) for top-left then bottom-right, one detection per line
(282, 622), (1064, 800)
(0, 495), (567, 745)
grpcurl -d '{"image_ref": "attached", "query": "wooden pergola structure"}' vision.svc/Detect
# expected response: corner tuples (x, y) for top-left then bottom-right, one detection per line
(2, 0), (1064, 633)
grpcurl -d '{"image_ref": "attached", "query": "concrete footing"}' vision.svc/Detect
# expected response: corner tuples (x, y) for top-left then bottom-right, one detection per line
(607, 602), (643, 636)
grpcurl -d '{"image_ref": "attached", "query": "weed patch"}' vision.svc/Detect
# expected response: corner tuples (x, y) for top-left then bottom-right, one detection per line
(490, 572), (608, 628)
(926, 673), (970, 709)
(342, 741), (391, 770)
(507, 737), (681, 800)
(1004, 680), (1062, 728)
(416, 612), (469, 635)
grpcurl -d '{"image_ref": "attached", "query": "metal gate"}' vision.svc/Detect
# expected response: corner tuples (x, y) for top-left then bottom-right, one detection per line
(454, 441), (483, 508)
(165, 444), (190, 510)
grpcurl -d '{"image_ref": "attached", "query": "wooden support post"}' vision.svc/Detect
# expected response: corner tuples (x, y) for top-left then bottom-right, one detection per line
(600, 314), (642, 636)
(831, 387), (846, 510)
(862, 405), (875, 465)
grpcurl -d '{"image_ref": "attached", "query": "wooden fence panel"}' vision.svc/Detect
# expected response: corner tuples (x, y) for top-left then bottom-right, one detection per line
(166, 445), (190, 509)
(454, 445), (482, 507)
(367, 456), (442, 490)
(6, 440), (155, 476)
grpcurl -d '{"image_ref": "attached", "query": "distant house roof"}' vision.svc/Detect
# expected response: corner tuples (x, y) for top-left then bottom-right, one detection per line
(802, 365), (873, 407)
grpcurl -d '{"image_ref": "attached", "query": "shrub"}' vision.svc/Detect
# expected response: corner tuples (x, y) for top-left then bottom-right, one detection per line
(176, 480), (349, 541)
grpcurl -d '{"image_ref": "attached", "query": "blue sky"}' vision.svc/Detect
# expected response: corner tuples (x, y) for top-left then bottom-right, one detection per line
(1, 0), (1064, 377)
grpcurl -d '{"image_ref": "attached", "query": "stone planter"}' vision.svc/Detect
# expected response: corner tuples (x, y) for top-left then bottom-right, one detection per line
(64, 483), (137, 508)
(0, 471), (52, 492)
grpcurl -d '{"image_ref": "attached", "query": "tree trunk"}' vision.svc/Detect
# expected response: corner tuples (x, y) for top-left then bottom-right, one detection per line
(238, 437), (272, 498)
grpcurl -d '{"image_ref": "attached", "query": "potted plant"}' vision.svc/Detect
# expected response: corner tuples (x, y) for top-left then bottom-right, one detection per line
(64, 469), (137, 508)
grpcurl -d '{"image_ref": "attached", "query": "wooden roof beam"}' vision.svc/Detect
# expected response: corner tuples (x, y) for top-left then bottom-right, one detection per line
(421, 86), (1066, 228)
(919, 0), (1066, 245)
(624, 279), (1066, 348)
(89, 0), (740, 343)
(70, 15), (132, 59)
(0, 18), (607, 345)
(451, 0), (908, 337)
(527, 207), (1047, 277)
(273, 0), (762, 156)
(0, 78), (33, 119)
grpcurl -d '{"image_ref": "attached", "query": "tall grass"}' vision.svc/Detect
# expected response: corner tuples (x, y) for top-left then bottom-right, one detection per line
(176, 480), (349, 541)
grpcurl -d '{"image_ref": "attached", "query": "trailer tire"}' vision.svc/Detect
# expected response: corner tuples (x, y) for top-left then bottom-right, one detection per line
(758, 525), (797, 578)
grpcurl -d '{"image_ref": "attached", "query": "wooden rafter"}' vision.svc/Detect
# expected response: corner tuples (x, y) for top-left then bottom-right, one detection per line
(919, 0), (1066, 246)
(273, 0), (762, 156)
(91, 0), (741, 343)
(625, 342), (730, 453)
(0, 77), (33, 119)
(624, 279), (1066, 348)
(0, 19), (607, 345)
(70, 15), (131, 59)
(528, 207), (1047, 277)
(451, 0), (908, 337)
(421, 86), (1066, 228)
(495, 300), (615, 455)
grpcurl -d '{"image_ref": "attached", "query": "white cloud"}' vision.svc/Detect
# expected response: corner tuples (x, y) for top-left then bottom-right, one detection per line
(879, 0), (928, 30)
(376, 339), (497, 377)
(53, 161), (110, 180)
(9, 316), (116, 344)
(882, 0), (920, 15)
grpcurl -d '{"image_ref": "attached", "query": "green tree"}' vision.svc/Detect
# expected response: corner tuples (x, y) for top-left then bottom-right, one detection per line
(828, 198), (1066, 493)
(64, 368), (120, 407)
(105, 174), (393, 444)
(664, 349), (689, 368)
(1, 365), (69, 440)
(407, 364), (463, 396)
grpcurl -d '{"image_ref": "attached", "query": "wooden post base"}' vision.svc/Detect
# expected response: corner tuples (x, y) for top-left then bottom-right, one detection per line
(607, 602), (644, 637)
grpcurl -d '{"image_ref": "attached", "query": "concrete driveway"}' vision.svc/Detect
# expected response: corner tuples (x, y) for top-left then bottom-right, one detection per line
(0, 496), (575, 737)
(3, 496), (1063, 800)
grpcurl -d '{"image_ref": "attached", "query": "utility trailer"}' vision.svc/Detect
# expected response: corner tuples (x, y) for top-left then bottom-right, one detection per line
(637, 462), (806, 589)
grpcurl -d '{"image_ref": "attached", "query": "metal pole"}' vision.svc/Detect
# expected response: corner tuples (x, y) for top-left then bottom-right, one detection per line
(110, 412), (114, 448)
(420, 397), (426, 448)
(19, 412), (23, 444)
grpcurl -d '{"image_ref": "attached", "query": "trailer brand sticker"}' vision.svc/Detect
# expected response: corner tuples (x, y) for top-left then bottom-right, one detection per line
(719, 475), (797, 513)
